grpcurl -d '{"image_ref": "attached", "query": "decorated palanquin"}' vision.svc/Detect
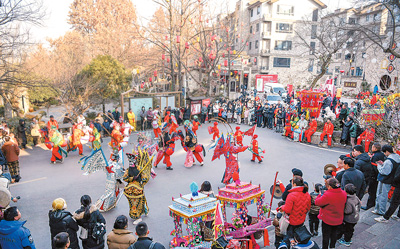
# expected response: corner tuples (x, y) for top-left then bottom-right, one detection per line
(216, 180), (271, 249)
(169, 187), (217, 248)
(297, 90), (324, 118)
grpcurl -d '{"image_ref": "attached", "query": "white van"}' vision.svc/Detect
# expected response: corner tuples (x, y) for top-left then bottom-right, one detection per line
(264, 83), (287, 99)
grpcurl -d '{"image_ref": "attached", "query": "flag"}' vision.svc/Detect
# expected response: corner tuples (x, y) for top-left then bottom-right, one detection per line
(212, 134), (225, 161)
(244, 125), (256, 137)
(213, 202), (224, 239)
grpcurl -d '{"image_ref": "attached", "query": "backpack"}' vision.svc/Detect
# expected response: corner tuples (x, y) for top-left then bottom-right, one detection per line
(0, 149), (7, 166)
(92, 222), (106, 243)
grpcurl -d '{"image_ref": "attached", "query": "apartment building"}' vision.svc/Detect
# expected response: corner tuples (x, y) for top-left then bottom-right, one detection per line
(326, 3), (400, 94)
(230, 0), (327, 88)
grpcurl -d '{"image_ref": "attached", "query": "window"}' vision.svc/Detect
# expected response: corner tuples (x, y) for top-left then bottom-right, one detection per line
(230, 81), (236, 92)
(335, 53), (342, 59)
(250, 26), (253, 34)
(277, 5), (294, 16)
(256, 23), (260, 32)
(373, 13), (378, 21)
(310, 42), (316, 54)
(339, 18), (345, 24)
(308, 59), (314, 72)
(276, 23), (293, 33)
(255, 40), (259, 49)
(347, 30), (355, 36)
(251, 9), (253, 17)
(335, 66), (340, 73)
(348, 18), (356, 25)
(274, 40), (292, 50)
(366, 15), (370, 21)
(312, 9), (318, 21)
(257, 6), (260, 15)
(273, 57), (291, 68)
(311, 25), (317, 39)
(236, 38), (238, 43)
(355, 67), (363, 76)
(249, 42), (252, 50)
(345, 53), (352, 60)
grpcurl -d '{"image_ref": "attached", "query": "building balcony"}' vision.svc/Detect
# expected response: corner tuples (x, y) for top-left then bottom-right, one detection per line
(261, 31), (271, 39)
(263, 13), (272, 21)
(260, 66), (269, 73)
(260, 49), (271, 56)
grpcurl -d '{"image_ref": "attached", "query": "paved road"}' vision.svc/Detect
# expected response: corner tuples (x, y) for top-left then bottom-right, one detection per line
(11, 124), (348, 248)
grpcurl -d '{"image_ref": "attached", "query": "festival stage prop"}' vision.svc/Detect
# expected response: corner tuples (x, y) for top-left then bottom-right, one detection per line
(296, 90), (324, 118)
(216, 175), (271, 249)
(361, 109), (385, 124)
(169, 182), (218, 248)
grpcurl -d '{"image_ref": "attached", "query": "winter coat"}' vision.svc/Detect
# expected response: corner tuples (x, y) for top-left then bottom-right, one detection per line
(281, 186), (311, 226)
(309, 192), (321, 215)
(315, 188), (347, 226)
(1, 141), (20, 162)
(107, 229), (137, 249)
(73, 205), (106, 249)
(349, 122), (358, 138)
(341, 167), (366, 200)
(392, 161), (400, 188)
(128, 237), (165, 249)
(282, 180), (309, 201)
(183, 108), (191, 120)
(355, 153), (373, 181)
(272, 212), (283, 238)
(340, 120), (353, 140)
(344, 194), (361, 224)
(49, 210), (79, 249)
(338, 108), (348, 122)
(371, 151), (386, 178)
(0, 220), (36, 249)
(378, 153), (400, 184)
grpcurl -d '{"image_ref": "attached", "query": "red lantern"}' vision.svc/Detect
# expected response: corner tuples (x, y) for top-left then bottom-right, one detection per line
(154, 71), (157, 77)
(141, 83), (144, 88)
(149, 77), (152, 82)
(185, 42), (189, 49)
(162, 54), (165, 60)
(224, 60), (228, 67)
(246, 42), (249, 46)
(167, 58), (170, 63)
(222, 53), (225, 58)
(176, 36), (180, 43)
(165, 35), (168, 40)
(199, 57), (203, 62)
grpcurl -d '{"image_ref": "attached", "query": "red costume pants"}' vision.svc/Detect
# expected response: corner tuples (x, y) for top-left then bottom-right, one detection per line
(153, 128), (161, 138)
(320, 132), (332, 146)
(252, 153), (262, 162)
(193, 145), (204, 163)
(284, 125), (292, 137)
(304, 128), (316, 143)
(51, 146), (62, 162)
(357, 138), (371, 153)
(213, 132), (220, 140)
(236, 138), (243, 146)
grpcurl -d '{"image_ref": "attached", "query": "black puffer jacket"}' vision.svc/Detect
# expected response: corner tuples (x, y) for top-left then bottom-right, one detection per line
(49, 210), (79, 249)
(341, 167), (366, 200)
(355, 153), (373, 181)
(74, 205), (106, 249)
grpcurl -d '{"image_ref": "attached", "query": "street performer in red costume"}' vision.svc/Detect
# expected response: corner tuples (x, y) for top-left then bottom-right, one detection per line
(357, 125), (375, 152)
(304, 116), (317, 144)
(109, 122), (124, 155)
(319, 118), (334, 147)
(250, 134), (264, 163)
(154, 124), (179, 170)
(67, 124), (85, 155)
(192, 116), (200, 136)
(208, 122), (220, 141)
(234, 126), (244, 146)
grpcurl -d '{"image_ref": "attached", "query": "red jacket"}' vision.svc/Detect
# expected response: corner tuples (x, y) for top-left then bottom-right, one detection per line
(315, 188), (347, 226)
(252, 139), (259, 153)
(281, 187), (311, 226)
(323, 122), (334, 135)
(359, 128), (375, 141)
(309, 120), (317, 132)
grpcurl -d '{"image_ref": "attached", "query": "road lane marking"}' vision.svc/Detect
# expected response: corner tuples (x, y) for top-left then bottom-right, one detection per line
(12, 177), (47, 186)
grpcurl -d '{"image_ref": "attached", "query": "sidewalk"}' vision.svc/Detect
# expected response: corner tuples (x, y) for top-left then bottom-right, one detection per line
(262, 204), (400, 249)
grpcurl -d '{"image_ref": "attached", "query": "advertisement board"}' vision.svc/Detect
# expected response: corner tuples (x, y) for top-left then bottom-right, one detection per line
(255, 74), (278, 92)
(191, 100), (201, 115)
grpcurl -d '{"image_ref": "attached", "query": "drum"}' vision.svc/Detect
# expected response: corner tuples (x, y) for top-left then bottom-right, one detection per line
(0, 187), (11, 208)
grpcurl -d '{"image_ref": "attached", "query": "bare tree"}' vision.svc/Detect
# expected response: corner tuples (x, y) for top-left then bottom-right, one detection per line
(0, 0), (45, 117)
(294, 11), (354, 89)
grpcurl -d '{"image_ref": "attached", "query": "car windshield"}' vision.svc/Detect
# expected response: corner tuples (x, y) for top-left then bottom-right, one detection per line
(273, 87), (285, 93)
(267, 95), (282, 101)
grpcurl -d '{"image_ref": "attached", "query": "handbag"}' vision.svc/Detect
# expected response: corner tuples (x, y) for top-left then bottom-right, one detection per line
(211, 236), (229, 249)
(294, 225), (312, 244)
(79, 227), (88, 240)
(279, 213), (290, 235)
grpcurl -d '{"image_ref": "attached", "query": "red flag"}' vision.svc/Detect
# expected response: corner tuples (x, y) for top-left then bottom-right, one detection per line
(244, 125), (256, 136)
